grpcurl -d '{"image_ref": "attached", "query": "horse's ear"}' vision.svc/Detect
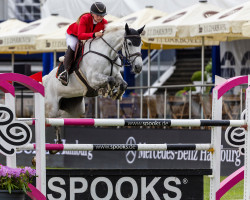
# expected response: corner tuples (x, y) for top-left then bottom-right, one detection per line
(125, 23), (130, 34)
(137, 25), (145, 35)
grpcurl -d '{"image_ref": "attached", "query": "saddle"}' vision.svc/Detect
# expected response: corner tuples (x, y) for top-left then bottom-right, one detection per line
(56, 41), (84, 77)
(56, 41), (98, 97)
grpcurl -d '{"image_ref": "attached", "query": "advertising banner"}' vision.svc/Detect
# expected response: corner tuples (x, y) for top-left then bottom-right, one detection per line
(46, 169), (211, 200)
(0, 127), (241, 176)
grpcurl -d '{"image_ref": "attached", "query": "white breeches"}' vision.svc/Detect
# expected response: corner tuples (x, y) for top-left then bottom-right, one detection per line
(66, 33), (78, 51)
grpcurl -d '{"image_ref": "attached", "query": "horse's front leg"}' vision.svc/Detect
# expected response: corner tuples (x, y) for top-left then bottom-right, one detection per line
(88, 73), (116, 97)
(111, 72), (128, 100)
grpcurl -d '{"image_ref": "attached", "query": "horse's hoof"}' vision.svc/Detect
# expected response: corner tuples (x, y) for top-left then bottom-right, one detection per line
(103, 92), (108, 98)
(117, 91), (125, 100)
(49, 150), (60, 155)
(32, 156), (36, 167)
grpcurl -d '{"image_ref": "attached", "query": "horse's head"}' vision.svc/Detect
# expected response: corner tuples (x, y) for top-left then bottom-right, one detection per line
(123, 23), (145, 74)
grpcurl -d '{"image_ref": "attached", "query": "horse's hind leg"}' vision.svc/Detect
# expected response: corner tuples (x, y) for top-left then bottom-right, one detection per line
(49, 126), (63, 155)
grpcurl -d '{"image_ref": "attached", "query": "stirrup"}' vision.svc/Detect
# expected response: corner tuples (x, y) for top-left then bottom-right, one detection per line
(58, 70), (69, 86)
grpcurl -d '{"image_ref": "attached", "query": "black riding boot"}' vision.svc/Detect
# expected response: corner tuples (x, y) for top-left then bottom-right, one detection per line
(58, 46), (75, 86)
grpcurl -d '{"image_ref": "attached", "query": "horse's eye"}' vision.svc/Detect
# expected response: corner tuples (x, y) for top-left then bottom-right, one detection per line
(128, 41), (132, 46)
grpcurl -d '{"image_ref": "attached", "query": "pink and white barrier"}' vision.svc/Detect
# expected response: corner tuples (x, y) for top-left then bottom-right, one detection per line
(20, 118), (246, 127)
(18, 143), (213, 151)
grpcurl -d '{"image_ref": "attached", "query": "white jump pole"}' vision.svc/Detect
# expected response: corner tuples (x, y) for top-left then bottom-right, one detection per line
(34, 93), (46, 196)
(20, 118), (245, 127)
(18, 143), (213, 151)
(210, 83), (223, 200)
(5, 93), (16, 168)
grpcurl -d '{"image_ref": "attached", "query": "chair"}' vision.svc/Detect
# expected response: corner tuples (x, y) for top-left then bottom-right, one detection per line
(168, 96), (189, 119)
(200, 94), (212, 119)
(222, 95), (241, 120)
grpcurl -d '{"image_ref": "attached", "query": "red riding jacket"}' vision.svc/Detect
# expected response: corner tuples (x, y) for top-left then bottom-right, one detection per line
(67, 13), (108, 40)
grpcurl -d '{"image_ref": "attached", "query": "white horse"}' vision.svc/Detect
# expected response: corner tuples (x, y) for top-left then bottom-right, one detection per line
(43, 23), (144, 118)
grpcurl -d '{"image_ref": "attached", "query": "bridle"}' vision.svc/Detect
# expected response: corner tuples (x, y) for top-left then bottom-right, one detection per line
(81, 33), (142, 76)
(123, 35), (142, 66)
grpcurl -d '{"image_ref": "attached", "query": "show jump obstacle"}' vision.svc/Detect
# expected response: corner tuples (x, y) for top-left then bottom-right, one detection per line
(0, 73), (250, 199)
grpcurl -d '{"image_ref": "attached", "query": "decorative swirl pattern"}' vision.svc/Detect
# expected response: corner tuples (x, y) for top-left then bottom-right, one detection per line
(0, 104), (32, 156)
(225, 109), (246, 155)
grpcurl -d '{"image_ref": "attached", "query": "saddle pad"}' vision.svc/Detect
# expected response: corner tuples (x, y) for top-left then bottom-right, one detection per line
(56, 62), (65, 78)
(71, 41), (84, 72)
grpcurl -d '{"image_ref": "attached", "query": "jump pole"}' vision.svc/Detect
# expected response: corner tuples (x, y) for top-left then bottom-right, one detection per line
(21, 118), (246, 127)
(18, 143), (213, 151)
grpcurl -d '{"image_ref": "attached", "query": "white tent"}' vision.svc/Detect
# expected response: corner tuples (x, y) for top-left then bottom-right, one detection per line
(143, 1), (223, 47)
(0, 19), (28, 54)
(0, 19), (27, 33)
(190, 1), (250, 40)
(110, 7), (168, 49)
(36, 25), (68, 52)
(242, 22), (250, 37)
(0, 19), (28, 71)
(0, 15), (73, 53)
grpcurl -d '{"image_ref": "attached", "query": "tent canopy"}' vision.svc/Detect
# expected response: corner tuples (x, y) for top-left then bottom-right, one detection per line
(0, 15), (73, 54)
(190, 1), (250, 40)
(110, 7), (168, 49)
(142, 1), (223, 48)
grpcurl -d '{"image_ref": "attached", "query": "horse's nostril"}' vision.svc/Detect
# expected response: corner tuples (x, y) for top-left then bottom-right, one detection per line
(135, 65), (142, 73)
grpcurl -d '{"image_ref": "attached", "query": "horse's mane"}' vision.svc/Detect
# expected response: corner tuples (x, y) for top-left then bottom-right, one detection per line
(104, 24), (124, 35)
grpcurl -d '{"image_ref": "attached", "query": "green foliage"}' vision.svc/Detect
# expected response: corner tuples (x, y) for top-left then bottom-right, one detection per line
(0, 165), (36, 194)
(175, 89), (188, 97)
(204, 176), (243, 200)
(191, 71), (208, 82)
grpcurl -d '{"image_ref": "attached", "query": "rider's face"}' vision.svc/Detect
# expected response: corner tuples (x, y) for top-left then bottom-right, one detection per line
(92, 13), (104, 23)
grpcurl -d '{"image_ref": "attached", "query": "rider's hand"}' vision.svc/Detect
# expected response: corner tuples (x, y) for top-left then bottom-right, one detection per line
(94, 32), (103, 37)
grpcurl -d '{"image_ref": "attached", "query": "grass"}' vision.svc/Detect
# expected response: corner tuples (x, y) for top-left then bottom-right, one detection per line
(204, 176), (244, 200)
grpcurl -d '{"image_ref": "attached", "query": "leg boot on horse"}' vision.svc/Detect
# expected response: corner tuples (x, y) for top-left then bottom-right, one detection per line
(49, 127), (63, 155)
(58, 46), (75, 86)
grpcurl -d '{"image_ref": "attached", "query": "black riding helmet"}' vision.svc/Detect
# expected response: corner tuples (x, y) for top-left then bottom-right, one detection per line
(90, 2), (107, 16)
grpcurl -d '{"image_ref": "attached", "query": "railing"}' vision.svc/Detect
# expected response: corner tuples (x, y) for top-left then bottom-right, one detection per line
(3, 83), (246, 124)
(84, 83), (246, 122)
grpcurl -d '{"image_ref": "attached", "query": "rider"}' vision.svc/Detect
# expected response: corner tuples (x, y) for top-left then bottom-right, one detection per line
(58, 2), (108, 86)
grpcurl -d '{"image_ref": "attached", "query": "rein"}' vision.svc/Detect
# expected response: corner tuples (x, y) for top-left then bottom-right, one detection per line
(80, 37), (121, 76)
(80, 34), (142, 76)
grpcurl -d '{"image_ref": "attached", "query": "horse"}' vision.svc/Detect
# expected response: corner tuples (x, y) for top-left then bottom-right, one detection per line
(43, 23), (145, 119)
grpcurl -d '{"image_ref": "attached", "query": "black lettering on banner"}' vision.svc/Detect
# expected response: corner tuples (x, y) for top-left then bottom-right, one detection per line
(125, 120), (171, 126)
(93, 144), (138, 151)
(46, 169), (211, 200)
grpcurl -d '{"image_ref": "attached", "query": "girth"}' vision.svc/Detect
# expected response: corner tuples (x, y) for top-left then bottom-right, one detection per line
(74, 68), (98, 97)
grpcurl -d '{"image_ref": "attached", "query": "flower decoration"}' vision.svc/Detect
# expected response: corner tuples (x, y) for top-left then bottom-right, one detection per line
(0, 165), (36, 194)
